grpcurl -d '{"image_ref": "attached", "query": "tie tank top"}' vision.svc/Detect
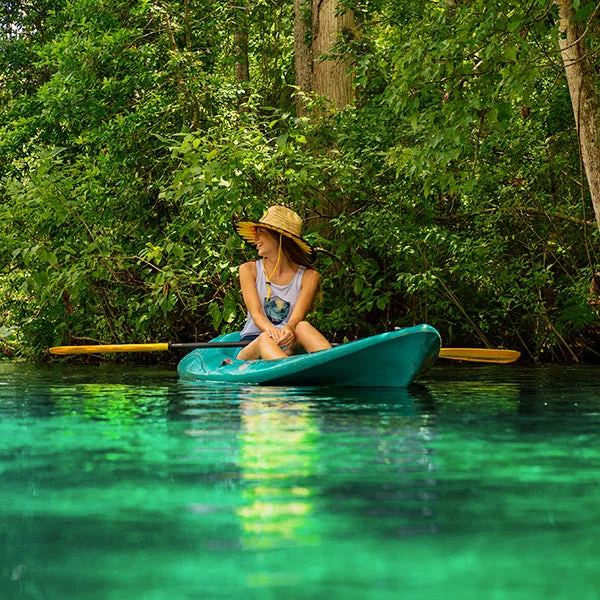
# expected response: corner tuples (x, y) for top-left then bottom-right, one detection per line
(239, 260), (306, 339)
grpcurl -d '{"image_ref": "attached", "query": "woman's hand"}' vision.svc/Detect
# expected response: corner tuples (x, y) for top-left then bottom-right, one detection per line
(276, 324), (296, 348)
(263, 324), (282, 342)
(264, 324), (295, 348)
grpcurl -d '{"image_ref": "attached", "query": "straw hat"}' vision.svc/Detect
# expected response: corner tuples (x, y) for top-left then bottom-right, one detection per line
(235, 205), (316, 263)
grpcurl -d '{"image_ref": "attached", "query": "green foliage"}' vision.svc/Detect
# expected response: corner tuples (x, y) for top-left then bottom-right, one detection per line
(1, 0), (600, 361)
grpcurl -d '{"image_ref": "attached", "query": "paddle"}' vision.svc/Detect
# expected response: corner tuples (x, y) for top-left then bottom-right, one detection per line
(438, 348), (520, 363)
(48, 341), (520, 363)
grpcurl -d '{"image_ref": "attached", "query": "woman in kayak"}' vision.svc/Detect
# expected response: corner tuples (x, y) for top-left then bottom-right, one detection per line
(234, 205), (332, 360)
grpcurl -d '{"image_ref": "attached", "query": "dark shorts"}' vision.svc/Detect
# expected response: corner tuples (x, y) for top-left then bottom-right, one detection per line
(240, 333), (260, 343)
(233, 333), (261, 360)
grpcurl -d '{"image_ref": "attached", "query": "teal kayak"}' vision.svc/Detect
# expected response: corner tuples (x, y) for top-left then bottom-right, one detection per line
(177, 324), (441, 387)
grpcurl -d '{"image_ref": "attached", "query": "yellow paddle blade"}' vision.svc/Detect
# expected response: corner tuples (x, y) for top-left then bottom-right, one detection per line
(439, 348), (521, 363)
(49, 343), (170, 355)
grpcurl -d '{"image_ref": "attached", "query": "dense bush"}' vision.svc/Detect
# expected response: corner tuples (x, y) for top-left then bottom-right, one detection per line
(1, 0), (599, 361)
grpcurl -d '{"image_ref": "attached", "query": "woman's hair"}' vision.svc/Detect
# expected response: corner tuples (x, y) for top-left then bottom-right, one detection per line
(281, 234), (311, 266)
(261, 228), (311, 266)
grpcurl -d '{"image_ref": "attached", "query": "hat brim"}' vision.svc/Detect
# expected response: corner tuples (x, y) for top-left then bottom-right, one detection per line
(235, 221), (316, 263)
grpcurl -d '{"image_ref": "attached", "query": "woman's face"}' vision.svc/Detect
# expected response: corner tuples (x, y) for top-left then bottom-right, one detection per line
(254, 227), (279, 256)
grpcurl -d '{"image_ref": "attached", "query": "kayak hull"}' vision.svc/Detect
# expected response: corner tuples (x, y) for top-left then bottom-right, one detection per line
(177, 324), (441, 388)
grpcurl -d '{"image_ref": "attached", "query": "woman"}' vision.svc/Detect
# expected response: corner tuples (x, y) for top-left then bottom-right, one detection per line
(234, 205), (332, 360)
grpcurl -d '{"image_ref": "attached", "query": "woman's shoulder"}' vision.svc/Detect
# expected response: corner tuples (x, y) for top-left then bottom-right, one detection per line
(239, 260), (258, 276)
(300, 266), (319, 282)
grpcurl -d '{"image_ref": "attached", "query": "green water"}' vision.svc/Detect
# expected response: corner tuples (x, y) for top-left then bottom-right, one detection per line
(1, 362), (600, 600)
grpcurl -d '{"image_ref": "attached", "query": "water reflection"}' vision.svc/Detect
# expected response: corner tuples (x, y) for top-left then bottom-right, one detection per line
(307, 387), (441, 539)
(426, 380), (521, 415)
(0, 363), (176, 421)
(178, 382), (445, 556)
(236, 386), (440, 549)
(236, 391), (319, 550)
(53, 383), (171, 422)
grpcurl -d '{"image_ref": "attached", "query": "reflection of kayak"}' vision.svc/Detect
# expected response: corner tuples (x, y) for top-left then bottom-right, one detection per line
(177, 324), (441, 388)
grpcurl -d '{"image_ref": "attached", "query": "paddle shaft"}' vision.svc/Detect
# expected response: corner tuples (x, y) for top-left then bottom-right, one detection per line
(49, 341), (520, 363)
(49, 341), (250, 355)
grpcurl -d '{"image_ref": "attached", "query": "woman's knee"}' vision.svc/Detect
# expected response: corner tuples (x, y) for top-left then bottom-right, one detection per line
(238, 333), (273, 360)
(257, 332), (287, 359)
(294, 321), (313, 336)
(294, 320), (330, 352)
(257, 332), (276, 346)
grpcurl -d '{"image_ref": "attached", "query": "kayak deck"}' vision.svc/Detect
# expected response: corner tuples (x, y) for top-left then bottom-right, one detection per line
(177, 324), (441, 388)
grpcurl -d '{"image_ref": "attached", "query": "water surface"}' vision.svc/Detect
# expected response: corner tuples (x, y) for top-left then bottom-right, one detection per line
(1, 361), (599, 599)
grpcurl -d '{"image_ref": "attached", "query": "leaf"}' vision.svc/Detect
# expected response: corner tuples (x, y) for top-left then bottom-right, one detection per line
(486, 108), (499, 123)
(376, 296), (389, 311)
(354, 278), (364, 296)
(222, 296), (237, 324)
(503, 46), (518, 63)
(209, 302), (222, 330)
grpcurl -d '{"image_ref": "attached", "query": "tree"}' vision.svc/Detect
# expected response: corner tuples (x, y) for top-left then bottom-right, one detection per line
(294, 0), (355, 112)
(557, 0), (600, 231)
(312, 0), (354, 108)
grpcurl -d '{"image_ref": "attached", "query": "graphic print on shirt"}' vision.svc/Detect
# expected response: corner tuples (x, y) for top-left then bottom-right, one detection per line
(264, 295), (290, 325)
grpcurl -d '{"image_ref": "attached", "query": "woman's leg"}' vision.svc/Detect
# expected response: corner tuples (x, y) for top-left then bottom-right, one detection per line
(293, 321), (332, 353)
(237, 332), (287, 360)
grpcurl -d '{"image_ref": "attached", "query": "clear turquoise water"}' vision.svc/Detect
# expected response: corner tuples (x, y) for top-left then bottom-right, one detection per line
(1, 361), (600, 599)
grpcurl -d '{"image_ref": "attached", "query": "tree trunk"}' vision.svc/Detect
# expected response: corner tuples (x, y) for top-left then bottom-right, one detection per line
(234, 30), (249, 84)
(294, 0), (313, 116)
(293, 0), (354, 111)
(557, 0), (600, 230)
(311, 0), (354, 110)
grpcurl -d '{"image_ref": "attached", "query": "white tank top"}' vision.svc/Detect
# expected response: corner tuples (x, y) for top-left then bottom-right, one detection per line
(240, 260), (306, 339)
